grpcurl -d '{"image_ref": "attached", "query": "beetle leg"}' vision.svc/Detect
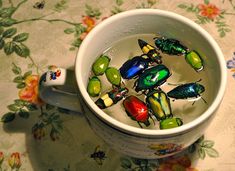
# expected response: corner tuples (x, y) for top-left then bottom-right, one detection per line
(137, 122), (143, 128)
(133, 80), (137, 89)
(121, 80), (126, 86)
(192, 100), (196, 106)
(133, 75), (139, 79)
(136, 92), (144, 96)
(140, 54), (148, 58)
(167, 82), (183, 86)
(149, 113), (155, 125)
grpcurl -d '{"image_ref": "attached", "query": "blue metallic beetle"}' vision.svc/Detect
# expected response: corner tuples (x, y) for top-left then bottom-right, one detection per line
(167, 80), (206, 103)
(119, 56), (152, 79)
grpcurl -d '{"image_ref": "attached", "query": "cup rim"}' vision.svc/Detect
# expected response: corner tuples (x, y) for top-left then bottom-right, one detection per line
(75, 9), (227, 136)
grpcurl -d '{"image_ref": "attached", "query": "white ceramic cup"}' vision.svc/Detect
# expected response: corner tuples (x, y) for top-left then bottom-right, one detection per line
(39, 9), (227, 159)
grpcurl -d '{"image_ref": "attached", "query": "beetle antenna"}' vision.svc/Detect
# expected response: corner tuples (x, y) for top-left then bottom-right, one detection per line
(196, 79), (202, 83)
(201, 97), (207, 104)
(153, 33), (162, 40)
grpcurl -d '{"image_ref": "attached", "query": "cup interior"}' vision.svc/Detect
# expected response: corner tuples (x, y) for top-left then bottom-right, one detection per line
(76, 9), (226, 136)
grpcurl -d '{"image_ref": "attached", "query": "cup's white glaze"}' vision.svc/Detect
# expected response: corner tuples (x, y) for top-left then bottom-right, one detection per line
(74, 9), (226, 158)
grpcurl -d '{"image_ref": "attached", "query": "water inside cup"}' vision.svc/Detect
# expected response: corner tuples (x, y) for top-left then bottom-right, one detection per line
(88, 33), (215, 129)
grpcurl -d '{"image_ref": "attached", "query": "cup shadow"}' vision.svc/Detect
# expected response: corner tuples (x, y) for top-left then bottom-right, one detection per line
(2, 106), (200, 171)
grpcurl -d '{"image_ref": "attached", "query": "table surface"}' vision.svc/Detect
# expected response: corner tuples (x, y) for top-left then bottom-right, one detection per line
(0, 0), (235, 170)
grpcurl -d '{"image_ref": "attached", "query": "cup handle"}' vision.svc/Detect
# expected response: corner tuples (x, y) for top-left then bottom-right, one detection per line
(39, 67), (83, 113)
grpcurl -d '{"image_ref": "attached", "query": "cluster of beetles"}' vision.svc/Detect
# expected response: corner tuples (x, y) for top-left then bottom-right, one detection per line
(87, 36), (206, 129)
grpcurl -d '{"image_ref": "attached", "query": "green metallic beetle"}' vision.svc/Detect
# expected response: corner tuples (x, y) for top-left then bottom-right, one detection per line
(146, 89), (172, 121)
(105, 67), (122, 86)
(185, 50), (204, 72)
(87, 76), (101, 97)
(134, 64), (171, 92)
(154, 37), (188, 56)
(92, 55), (111, 76)
(159, 117), (183, 130)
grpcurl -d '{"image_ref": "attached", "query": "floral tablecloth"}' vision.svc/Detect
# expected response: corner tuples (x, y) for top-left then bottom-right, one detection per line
(0, 0), (235, 170)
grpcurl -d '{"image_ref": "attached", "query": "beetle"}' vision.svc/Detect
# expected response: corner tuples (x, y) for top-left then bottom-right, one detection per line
(87, 76), (101, 97)
(185, 50), (204, 72)
(159, 117), (183, 130)
(95, 87), (129, 109)
(134, 64), (171, 92)
(138, 39), (162, 64)
(105, 67), (122, 86)
(146, 89), (172, 120)
(90, 145), (106, 165)
(167, 80), (206, 103)
(92, 55), (111, 76)
(123, 95), (151, 128)
(33, 0), (45, 9)
(154, 37), (188, 55)
(119, 56), (152, 79)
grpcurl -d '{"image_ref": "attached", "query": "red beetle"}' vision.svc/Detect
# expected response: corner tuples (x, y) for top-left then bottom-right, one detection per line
(123, 95), (152, 128)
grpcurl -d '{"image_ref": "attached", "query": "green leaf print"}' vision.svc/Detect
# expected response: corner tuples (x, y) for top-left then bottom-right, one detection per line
(13, 33), (29, 42)
(7, 104), (20, 112)
(204, 0), (210, 5)
(4, 41), (15, 55)
(54, 0), (68, 13)
(0, 18), (17, 27)
(1, 112), (15, 123)
(2, 27), (17, 38)
(120, 157), (132, 169)
(0, 7), (16, 18)
(0, 38), (5, 49)
(12, 63), (22, 75)
(64, 28), (75, 34)
(18, 109), (30, 118)
(190, 136), (219, 160)
(23, 71), (32, 78)
(198, 148), (206, 159)
(178, 1), (233, 37)
(85, 4), (101, 19)
(16, 82), (26, 88)
(13, 75), (24, 83)
(116, 0), (124, 6)
(14, 43), (30, 57)
(205, 148), (219, 158)
(200, 140), (214, 148)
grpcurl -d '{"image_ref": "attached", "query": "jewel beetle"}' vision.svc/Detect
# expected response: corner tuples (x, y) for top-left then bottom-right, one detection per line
(146, 89), (172, 120)
(185, 50), (204, 72)
(134, 64), (171, 92)
(119, 56), (152, 79)
(92, 55), (111, 76)
(95, 87), (129, 109)
(105, 67), (122, 86)
(123, 95), (151, 128)
(138, 39), (162, 64)
(154, 37), (188, 55)
(87, 76), (101, 97)
(167, 80), (206, 103)
(159, 117), (183, 130)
